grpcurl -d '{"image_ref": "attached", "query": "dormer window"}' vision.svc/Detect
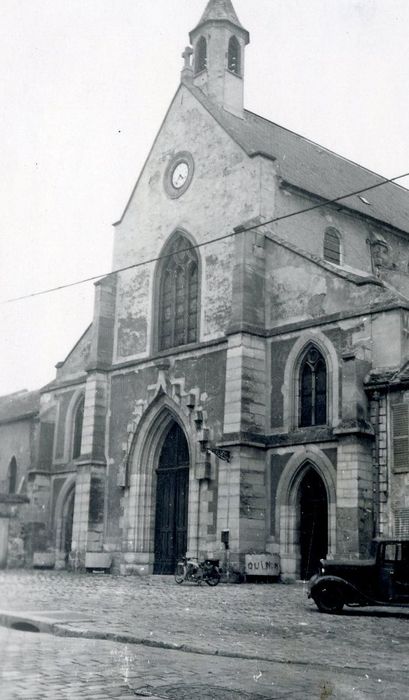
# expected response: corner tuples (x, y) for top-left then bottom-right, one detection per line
(195, 36), (207, 73)
(228, 36), (241, 75)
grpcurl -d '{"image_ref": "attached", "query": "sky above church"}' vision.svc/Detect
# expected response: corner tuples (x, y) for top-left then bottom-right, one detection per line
(1, 0), (409, 396)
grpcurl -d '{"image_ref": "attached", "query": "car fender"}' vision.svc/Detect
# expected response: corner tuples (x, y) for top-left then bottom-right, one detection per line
(309, 575), (365, 604)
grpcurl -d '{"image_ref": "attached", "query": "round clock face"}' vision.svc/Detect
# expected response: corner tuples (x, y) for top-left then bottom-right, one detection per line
(164, 152), (194, 199)
(171, 162), (189, 189)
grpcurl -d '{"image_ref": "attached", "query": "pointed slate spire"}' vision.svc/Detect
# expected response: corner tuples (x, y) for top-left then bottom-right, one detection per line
(190, 0), (249, 44)
(199, 0), (243, 27)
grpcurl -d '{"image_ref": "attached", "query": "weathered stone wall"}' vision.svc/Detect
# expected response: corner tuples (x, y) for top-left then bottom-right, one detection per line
(7, 517), (26, 568)
(53, 389), (76, 462)
(336, 435), (374, 557)
(270, 338), (296, 430)
(269, 453), (291, 536)
(272, 186), (373, 272)
(223, 333), (266, 436)
(264, 235), (397, 330)
(371, 310), (407, 369)
(273, 183), (409, 291)
(0, 419), (33, 492)
(104, 346), (227, 549)
(112, 86), (263, 362)
(54, 325), (92, 383)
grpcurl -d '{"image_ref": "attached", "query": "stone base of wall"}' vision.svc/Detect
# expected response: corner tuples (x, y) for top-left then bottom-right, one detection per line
(279, 551), (299, 581)
(32, 552), (55, 569)
(120, 551), (154, 576)
(67, 549), (86, 571)
(7, 519), (26, 568)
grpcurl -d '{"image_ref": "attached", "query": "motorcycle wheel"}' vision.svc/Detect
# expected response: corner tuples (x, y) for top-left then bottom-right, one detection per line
(174, 561), (186, 584)
(205, 568), (221, 586)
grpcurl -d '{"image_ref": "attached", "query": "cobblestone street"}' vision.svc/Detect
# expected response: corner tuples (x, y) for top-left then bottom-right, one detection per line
(0, 570), (408, 698)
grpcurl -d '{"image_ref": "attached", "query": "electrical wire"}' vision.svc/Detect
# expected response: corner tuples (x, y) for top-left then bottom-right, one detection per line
(3, 170), (409, 304)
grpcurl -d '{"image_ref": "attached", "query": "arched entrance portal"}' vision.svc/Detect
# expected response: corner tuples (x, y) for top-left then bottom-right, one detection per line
(299, 466), (328, 579)
(154, 422), (189, 574)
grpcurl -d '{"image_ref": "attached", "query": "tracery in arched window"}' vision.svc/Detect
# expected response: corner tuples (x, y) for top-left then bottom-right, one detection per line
(158, 235), (199, 351)
(72, 396), (84, 460)
(228, 36), (241, 75)
(299, 347), (327, 427)
(195, 36), (207, 73)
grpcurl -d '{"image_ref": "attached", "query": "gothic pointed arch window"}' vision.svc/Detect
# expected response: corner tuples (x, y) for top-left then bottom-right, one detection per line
(299, 346), (327, 427)
(324, 228), (341, 265)
(72, 395), (85, 460)
(8, 457), (17, 494)
(158, 233), (199, 351)
(195, 36), (207, 73)
(228, 36), (241, 75)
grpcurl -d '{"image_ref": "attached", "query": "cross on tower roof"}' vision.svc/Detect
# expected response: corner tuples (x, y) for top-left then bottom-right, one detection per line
(182, 45), (193, 69)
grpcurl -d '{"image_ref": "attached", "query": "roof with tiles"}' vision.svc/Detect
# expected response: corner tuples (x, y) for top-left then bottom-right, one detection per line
(0, 390), (40, 424)
(187, 83), (409, 234)
(190, 0), (249, 42)
(196, 0), (244, 28)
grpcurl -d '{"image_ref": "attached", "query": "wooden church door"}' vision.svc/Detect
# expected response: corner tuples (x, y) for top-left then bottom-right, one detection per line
(299, 466), (328, 580)
(154, 422), (189, 574)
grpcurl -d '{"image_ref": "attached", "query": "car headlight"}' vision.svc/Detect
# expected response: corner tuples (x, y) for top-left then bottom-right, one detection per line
(319, 559), (325, 575)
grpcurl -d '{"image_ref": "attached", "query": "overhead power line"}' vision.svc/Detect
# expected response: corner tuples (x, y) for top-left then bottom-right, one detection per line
(4, 171), (409, 304)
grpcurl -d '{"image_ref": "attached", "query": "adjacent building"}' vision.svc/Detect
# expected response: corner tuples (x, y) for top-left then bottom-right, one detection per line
(2, 0), (409, 578)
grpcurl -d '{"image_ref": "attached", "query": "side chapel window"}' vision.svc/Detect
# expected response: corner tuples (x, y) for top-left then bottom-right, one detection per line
(72, 396), (85, 460)
(159, 234), (199, 351)
(195, 36), (207, 73)
(8, 457), (17, 494)
(299, 347), (327, 427)
(324, 228), (341, 265)
(228, 36), (241, 75)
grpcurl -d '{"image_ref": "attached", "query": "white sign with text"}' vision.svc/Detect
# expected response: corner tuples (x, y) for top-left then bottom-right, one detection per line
(245, 554), (280, 576)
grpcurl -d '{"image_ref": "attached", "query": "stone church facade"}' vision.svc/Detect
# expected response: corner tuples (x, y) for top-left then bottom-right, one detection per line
(2, 0), (409, 578)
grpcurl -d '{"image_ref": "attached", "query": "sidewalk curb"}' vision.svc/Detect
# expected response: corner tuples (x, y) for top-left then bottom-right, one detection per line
(41, 625), (409, 678)
(1, 610), (405, 680)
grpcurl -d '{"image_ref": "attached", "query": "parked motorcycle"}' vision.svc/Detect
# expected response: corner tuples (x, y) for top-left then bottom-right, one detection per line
(175, 556), (221, 586)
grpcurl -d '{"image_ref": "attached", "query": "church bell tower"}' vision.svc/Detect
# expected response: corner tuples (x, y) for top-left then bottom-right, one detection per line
(187, 0), (249, 118)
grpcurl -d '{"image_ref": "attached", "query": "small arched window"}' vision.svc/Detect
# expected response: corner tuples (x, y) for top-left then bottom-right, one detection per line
(158, 234), (199, 351)
(299, 347), (327, 427)
(228, 36), (241, 75)
(195, 36), (207, 73)
(72, 396), (85, 460)
(8, 457), (17, 494)
(324, 228), (341, 265)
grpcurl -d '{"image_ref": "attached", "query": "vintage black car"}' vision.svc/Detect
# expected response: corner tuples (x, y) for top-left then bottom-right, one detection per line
(309, 539), (409, 613)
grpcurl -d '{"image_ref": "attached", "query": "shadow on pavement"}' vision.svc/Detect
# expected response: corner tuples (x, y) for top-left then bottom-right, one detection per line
(308, 605), (409, 620)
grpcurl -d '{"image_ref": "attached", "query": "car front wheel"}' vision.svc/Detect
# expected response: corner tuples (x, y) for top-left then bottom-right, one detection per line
(313, 583), (344, 614)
